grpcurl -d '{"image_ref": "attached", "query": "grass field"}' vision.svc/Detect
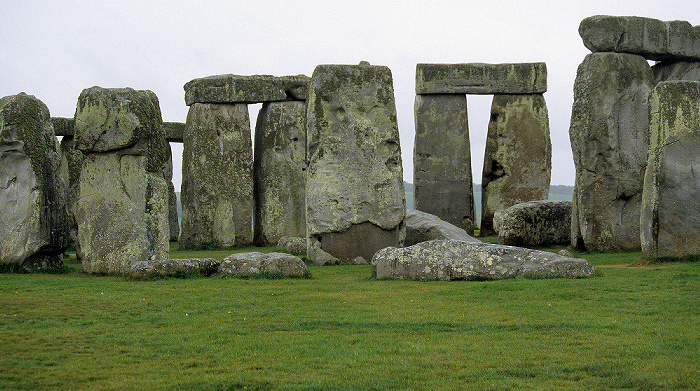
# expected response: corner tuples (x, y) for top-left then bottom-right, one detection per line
(1, 242), (699, 390)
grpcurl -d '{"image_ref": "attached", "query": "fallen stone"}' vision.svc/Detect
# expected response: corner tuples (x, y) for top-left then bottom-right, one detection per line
(219, 252), (308, 277)
(415, 63), (547, 95)
(480, 94), (551, 235)
(413, 94), (475, 233)
(130, 258), (220, 278)
(569, 53), (655, 251)
(276, 236), (307, 254)
(184, 74), (310, 105)
(641, 81), (700, 259)
(0, 93), (70, 270)
(493, 200), (571, 247)
(558, 250), (574, 258)
(579, 15), (700, 61)
(405, 209), (480, 247)
(371, 240), (595, 281)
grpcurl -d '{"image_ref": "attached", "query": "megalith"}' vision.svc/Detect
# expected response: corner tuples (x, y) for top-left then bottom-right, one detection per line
(163, 142), (180, 241)
(180, 103), (253, 249)
(480, 94), (551, 235)
(641, 81), (700, 259)
(58, 134), (82, 247)
(653, 61), (700, 83)
(253, 100), (307, 245)
(413, 94), (474, 233)
(0, 93), (69, 270)
(569, 52), (655, 250)
(73, 87), (170, 274)
(306, 62), (406, 265)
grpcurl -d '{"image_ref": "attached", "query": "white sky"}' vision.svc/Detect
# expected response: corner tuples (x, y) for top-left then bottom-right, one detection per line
(2, 1), (698, 189)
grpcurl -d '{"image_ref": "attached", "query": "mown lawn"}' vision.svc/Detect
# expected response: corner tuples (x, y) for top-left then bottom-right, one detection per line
(1, 243), (698, 390)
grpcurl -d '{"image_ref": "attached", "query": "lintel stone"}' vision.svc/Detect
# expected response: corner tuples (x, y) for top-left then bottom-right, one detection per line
(184, 74), (310, 105)
(52, 117), (185, 143)
(415, 63), (547, 95)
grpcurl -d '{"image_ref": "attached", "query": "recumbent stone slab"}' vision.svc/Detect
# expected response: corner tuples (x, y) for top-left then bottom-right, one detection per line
(493, 200), (571, 247)
(218, 252), (307, 277)
(404, 209), (480, 247)
(184, 74), (310, 105)
(415, 63), (547, 95)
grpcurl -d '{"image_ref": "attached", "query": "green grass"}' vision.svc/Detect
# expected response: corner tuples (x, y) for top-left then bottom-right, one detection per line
(1, 244), (699, 390)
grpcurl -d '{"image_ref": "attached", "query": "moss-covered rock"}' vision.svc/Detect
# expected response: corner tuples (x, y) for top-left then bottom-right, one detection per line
(416, 63), (547, 95)
(58, 136), (82, 247)
(652, 61), (700, 83)
(0, 93), (69, 270)
(184, 74), (310, 105)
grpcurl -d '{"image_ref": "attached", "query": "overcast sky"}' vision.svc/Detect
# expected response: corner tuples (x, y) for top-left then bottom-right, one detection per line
(2, 1), (699, 189)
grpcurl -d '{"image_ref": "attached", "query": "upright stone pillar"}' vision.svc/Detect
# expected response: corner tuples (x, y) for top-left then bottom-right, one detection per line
(180, 103), (253, 249)
(253, 101), (307, 246)
(59, 135), (82, 247)
(569, 53), (655, 251)
(74, 87), (169, 274)
(163, 143), (180, 241)
(642, 81), (700, 259)
(306, 62), (406, 265)
(480, 94), (551, 236)
(413, 94), (474, 233)
(0, 93), (69, 270)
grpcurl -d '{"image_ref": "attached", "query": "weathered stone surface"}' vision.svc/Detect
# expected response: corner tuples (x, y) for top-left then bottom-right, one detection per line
(58, 136), (82, 247)
(180, 103), (253, 249)
(305, 63), (406, 264)
(130, 258), (220, 278)
(481, 94), (551, 235)
(493, 200), (571, 247)
(371, 240), (595, 281)
(416, 63), (547, 95)
(164, 122), (185, 142)
(405, 209), (480, 247)
(579, 15), (700, 61)
(642, 81), (700, 259)
(413, 94), (475, 233)
(162, 142), (179, 242)
(253, 101), (307, 245)
(218, 252), (308, 277)
(74, 87), (170, 274)
(184, 74), (310, 105)
(52, 117), (74, 136)
(569, 53), (655, 251)
(0, 93), (69, 270)
(276, 236), (307, 254)
(653, 61), (700, 83)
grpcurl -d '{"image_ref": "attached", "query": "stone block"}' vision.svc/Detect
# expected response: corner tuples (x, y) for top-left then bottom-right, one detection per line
(415, 63), (547, 95)
(164, 121), (185, 142)
(493, 200), (571, 247)
(405, 209), (480, 247)
(184, 74), (310, 105)
(51, 116), (74, 136)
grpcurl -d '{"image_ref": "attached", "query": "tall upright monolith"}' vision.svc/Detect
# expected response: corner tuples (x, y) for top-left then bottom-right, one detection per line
(306, 62), (405, 265)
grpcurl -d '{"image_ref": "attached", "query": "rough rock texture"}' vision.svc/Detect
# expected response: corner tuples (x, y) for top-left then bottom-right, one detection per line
(405, 209), (480, 247)
(305, 63), (406, 264)
(180, 103), (253, 249)
(218, 252), (308, 277)
(653, 61), (700, 83)
(130, 258), (220, 278)
(579, 15), (700, 61)
(276, 236), (307, 254)
(0, 93), (69, 270)
(493, 200), (572, 247)
(481, 94), (551, 235)
(253, 101), (307, 245)
(58, 136), (82, 247)
(413, 94), (475, 233)
(416, 63), (547, 95)
(371, 240), (595, 281)
(162, 143), (179, 241)
(74, 87), (170, 274)
(641, 81), (700, 259)
(569, 53), (655, 251)
(52, 117), (74, 136)
(184, 74), (310, 105)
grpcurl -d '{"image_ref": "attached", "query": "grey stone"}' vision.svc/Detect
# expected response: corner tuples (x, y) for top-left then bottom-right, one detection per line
(652, 61), (700, 83)
(276, 236), (307, 254)
(493, 200), (572, 247)
(569, 53), (655, 251)
(74, 87), (170, 274)
(558, 249), (574, 258)
(164, 122), (185, 142)
(413, 94), (475, 233)
(415, 63), (547, 95)
(51, 117), (74, 136)
(481, 94), (551, 235)
(253, 101), (307, 245)
(180, 102), (253, 249)
(405, 209), (480, 247)
(58, 136), (82, 247)
(0, 93), (69, 270)
(371, 240), (595, 281)
(184, 74), (310, 105)
(218, 252), (308, 277)
(641, 81), (700, 259)
(305, 63), (406, 264)
(579, 15), (700, 61)
(130, 258), (220, 278)
(162, 142), (179, 242)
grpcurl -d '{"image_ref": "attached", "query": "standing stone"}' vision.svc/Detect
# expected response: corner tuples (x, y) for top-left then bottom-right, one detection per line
(0, 93), (69, 270)
(481, 94), (551, 236)
(653, 61), (700, 83)
(73, 87), (170, 274)
(413, 94), (475, 233)
(180, 103), (253, 249)
(569, 53), (655, 251)
(253, 100), (307, 245)
(163, 142), (179, 241)
(58, 135), (82, 248)
(306, 62), (405, 264)
(642, 81), (700, 259)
